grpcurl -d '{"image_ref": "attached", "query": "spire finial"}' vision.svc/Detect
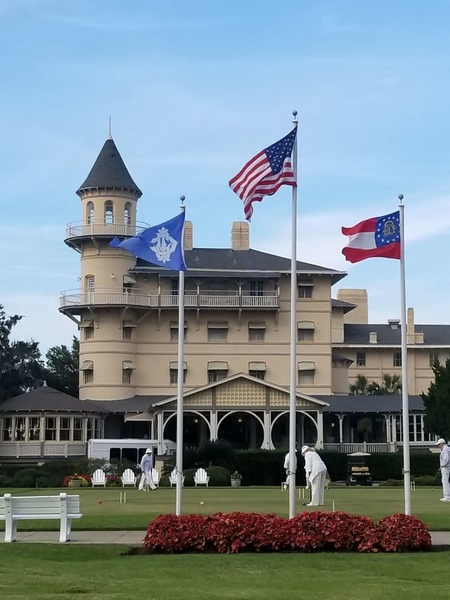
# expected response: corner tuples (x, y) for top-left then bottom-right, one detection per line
(108, 116), (112, 139)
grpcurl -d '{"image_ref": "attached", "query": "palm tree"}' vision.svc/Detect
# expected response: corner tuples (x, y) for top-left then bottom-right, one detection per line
(370, 374), (402, 395)
(349, 375), (371, 395)
(356, 417), (373, 442)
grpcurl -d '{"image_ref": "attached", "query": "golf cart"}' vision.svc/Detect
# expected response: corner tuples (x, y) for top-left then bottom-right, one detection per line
(346, 452), (373, 486)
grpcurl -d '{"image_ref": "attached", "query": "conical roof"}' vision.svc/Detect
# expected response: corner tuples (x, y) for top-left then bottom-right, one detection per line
(77, 138), (142, 197)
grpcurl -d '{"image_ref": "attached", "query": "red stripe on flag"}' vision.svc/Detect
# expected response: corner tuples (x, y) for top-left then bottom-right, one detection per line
(342, 242), (401, 264)
(341, 217), (377, 236)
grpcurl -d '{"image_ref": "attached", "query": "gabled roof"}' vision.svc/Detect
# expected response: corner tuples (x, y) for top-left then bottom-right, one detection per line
(341, 324), (450, 346)
(93, 395), (170, 413)
(132, 248), (346, 284)
(77, 138), (142, 197)
(317, 394), (425, 413)
(0, 386), (108, 413)
(149, 372), (330, 409)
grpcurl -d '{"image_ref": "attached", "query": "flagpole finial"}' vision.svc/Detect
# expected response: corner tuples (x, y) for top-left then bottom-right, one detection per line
(180, 195), (185, 204)
(398, 194), (404, 201)
(292, 110), (298, 117)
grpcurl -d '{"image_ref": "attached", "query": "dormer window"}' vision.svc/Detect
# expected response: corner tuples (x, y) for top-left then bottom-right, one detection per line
(104, 201), (114, 224)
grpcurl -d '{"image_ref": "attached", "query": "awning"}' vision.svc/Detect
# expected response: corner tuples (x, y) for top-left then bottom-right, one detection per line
(207, 361), (229, 370)
(80, 360), (93, 371)
(249, 361), (266, 371)
(123, 320), (137, 328)
(124, 411), (153, 422)
(123, 275), (137, 285)
(169, 361), (188, 370)
(298, 361), (316, 371)
(170, 321), (188, 329)
(248, 321), (266, 329)
(80, 319), (94, 328)
(207, 322), (228, 329)
(122, 360), (136, 370)
(297, 321), (315, 330)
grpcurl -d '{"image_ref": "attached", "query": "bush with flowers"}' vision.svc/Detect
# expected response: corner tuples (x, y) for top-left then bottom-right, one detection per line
(106, 474), (121, 487)
(143, 511), (431, 554)
(62, 473), (91, 487)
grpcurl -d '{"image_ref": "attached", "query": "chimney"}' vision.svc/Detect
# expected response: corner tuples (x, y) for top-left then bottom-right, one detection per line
(231, 221), (249, 251)
(407, 307), (415, 344)
(369, 332), (377, 344)
(184, 220), (193, 251)
(337, 289), (368, 324)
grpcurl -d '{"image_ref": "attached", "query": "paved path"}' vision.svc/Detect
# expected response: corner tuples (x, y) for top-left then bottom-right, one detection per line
(1, 531), (450, 545)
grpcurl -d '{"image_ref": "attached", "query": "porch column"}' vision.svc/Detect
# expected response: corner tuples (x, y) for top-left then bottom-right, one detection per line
(338, 414), (344, 444)
(384, 414), (391, 444)
(83, 417), (88, 443)
(210, 411), (218, 441)
(150, 415), (155, 439)
(316, 411), (324, 449)
(157, 412), (165, 454)
(262, 412), (273, 449)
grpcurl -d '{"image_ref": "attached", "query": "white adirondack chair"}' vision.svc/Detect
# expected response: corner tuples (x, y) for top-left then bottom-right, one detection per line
(169, 468), (185, 487)
(91, 469), (106, 487)
(121, 468), (137, 487)
(194, 468), (210, 487)
(151, 468), (160, 487)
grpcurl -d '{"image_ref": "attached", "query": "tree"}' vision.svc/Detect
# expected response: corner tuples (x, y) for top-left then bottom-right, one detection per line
(422, 357), (450, 441)
(356, 417), (373, 442)
(0, 305), (44, 402)
(349, 373), (402, 396)
(44, 336), (79, 398)
(349, 375), (371, 395)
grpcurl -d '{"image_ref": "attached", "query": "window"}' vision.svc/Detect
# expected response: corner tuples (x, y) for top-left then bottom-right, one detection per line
(298, 284), (313, 298)
(60, 417), (71, 441)
(250, 280), (264, 297)
(104, 201), (114, 224)
(393, 352), (402, 367)
(2, 417), (12, 441)
(207, 361), (228, 382)
(14, 417), (26, 441)
(208, 322), (228, 341)
(249, 362), (266, 380)
(356, 352), (366, 367)
(297, 322), (315, 342)
(122, 370), (132, 384)
(171, 279), (179, 296)
(73, 417), (83, 441)
(124, 202), (132, 225)
(85, 275), (95, 293)
(298, 361), (315, 386)
(86, 201), (95, 224)
(84, 370), (94, 384)
(123, 327), (132, 340)
(170, 321), (187, 342)
(87, 417), (101, 441)
(170, 369), (186, 384)
(28, 417), (41, 441)
(45, 417), (57, 441)
(430, 353), (439, 367)
(85, 327), (94, 340)
(248, 321), (266, 342)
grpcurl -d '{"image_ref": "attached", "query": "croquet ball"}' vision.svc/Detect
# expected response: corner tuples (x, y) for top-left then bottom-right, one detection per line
(98, 500), (102, 504)
(200, 501), (204, 505)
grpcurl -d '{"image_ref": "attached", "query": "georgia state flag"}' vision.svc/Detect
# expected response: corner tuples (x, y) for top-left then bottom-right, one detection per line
(341, 211), (401, 264)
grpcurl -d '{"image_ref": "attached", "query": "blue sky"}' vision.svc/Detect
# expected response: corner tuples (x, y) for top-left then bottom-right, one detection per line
(1, 0), (450, 353)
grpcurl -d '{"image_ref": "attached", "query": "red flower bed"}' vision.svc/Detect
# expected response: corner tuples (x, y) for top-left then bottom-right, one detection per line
(143, 511), (431, 554)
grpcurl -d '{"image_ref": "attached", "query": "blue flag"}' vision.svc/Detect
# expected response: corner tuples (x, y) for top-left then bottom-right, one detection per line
(109, 212), (187, 271)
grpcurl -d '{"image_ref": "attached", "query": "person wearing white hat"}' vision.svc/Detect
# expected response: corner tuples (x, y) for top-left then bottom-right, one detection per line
(139, 448), (156, 491)
(435, 438), (450, 502)
(301, 445), (327, 506)
(283, 448), (297, 489)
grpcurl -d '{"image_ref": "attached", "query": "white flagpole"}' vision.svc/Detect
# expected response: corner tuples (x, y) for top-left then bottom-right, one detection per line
(175, 196), (186, 516)
(289, 111), (299, 518)
(398, 194), (411, 515)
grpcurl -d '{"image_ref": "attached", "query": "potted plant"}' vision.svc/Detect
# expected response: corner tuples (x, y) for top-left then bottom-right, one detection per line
(63, 474), (91, 488)
(231, 471), (243, 487)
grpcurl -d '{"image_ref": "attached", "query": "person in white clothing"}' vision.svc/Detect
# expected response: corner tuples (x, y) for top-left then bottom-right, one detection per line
(283, 449), (297, 488)
(301, 445), (327, 506)
(436, 438), (450, 502)
(139, 448), (156, 491)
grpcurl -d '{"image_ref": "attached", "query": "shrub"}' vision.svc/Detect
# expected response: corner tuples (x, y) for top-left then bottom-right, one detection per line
(413, 475), (436, 486)
(12, 469), (42, 488)
(143, 511), (431, 554)
(380, 479), (404, 486)
(206, 466), (231, 486)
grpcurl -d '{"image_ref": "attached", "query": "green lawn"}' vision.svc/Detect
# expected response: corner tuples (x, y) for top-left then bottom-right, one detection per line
(0, 544), (450, 600)
(1, 485), (449, 531)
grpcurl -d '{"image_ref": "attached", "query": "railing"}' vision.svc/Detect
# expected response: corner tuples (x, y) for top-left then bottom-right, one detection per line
(60, 288), (279, 309)
(323, 442), (390, 453)
(65, 221), (150, 239)
(0, 442), (87, 458)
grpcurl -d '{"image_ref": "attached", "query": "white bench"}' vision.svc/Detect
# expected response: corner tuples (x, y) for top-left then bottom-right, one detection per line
(0, 493), (82, 543)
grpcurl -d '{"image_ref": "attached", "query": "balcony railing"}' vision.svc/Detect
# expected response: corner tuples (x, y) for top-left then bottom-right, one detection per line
(0, 442), (87, 458)
(60, 288), (279, 310)
(65, 221), (150, 240)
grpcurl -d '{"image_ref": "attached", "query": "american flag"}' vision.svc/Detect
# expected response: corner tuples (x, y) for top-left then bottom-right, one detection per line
(229, 128), (297, 221)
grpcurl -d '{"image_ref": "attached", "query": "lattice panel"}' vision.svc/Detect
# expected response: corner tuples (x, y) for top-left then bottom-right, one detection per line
(269, 389), (317, 408)
(215, 380), (266, 406)
(184, 390), (213, 407)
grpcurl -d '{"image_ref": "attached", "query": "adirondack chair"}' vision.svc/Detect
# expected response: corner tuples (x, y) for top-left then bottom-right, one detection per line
(121, 468), (137, 487)
(151, 468), (160, 487)
(91, 469), (106, 487)
(194, 468), (210, 487)
(169, 468), (185, 487)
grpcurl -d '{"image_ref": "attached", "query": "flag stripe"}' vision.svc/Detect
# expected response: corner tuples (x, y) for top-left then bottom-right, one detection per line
(341, 217), (377, 236)
(345, 232), (376, 250)
(342, 242), (401, 264)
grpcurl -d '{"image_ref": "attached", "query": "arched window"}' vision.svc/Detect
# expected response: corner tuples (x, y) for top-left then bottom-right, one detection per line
(86, 202), (95, 224)
(124, 202), (132, 225)
(104, 201), (114, 224)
